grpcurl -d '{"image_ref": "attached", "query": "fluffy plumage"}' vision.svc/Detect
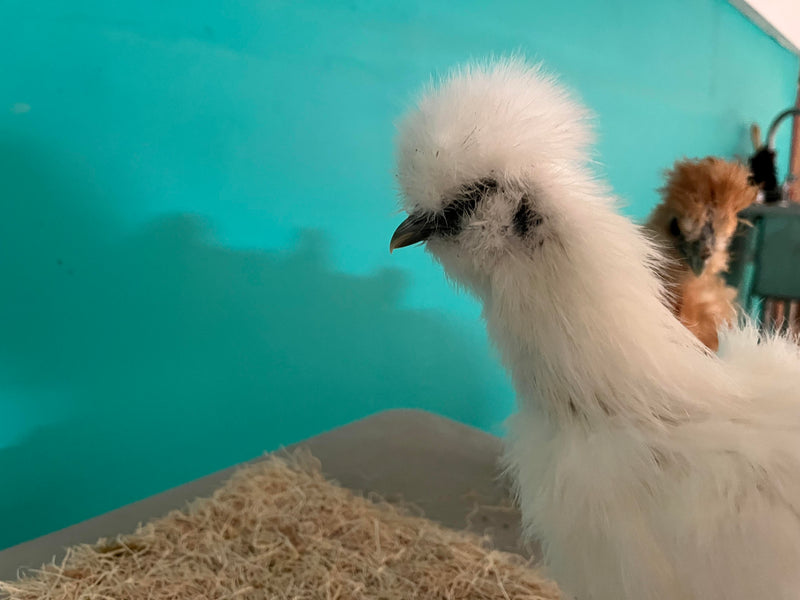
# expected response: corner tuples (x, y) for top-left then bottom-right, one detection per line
(645, 158), (757, 351)
(390, 58), (800, 600)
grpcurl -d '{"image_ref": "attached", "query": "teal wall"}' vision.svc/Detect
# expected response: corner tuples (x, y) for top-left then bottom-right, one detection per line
(0, 0), (797, 550)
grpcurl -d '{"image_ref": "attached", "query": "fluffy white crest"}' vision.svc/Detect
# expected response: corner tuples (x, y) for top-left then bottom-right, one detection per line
(395, 57), (594, 213)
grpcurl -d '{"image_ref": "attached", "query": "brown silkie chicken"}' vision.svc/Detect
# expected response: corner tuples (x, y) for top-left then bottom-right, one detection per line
(645, 158), (757, 351)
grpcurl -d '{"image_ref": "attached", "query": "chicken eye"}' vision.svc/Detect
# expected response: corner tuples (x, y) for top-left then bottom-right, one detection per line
(668, 217), (681, 237)
(513, 196), (543, 236)
(436, 177), (498, 237)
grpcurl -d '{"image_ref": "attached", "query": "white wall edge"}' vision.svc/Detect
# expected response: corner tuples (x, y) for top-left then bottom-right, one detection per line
(729, 0), (800, 55)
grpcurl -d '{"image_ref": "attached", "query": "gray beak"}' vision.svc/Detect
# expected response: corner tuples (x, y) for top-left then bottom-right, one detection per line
(390, 213), (435, 253)
(679, 222), (714, 276)
(685, 247), (710, 277)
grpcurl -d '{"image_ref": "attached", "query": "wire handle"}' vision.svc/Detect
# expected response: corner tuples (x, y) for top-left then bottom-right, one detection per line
(766, 108), (800, 150)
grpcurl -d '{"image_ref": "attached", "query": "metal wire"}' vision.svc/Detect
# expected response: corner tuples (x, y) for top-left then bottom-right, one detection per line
(766, 107), (800, 149)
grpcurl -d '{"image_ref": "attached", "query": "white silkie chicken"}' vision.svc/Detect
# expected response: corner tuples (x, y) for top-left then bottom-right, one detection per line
(389, 58), (800, 600)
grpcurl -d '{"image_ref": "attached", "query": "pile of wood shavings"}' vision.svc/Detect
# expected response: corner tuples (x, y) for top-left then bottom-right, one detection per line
(0, 451), (560, 599)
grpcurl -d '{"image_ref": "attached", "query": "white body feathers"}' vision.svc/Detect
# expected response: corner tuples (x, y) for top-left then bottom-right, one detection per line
(393, 59), (800, 600)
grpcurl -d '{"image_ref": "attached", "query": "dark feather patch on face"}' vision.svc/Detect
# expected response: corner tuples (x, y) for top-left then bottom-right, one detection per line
(435, 177), (498, 237)
(513, 196), (543, 237)
(668, 217), (681, 238)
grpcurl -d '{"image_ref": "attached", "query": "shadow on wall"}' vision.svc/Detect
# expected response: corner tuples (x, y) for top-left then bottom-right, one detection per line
(0, 139), (496, 550)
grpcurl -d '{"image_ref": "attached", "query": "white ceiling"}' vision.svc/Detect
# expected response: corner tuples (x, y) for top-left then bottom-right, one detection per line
(730, 0), (800, 54)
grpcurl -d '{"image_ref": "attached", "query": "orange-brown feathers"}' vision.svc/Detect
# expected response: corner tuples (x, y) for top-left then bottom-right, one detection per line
(645, 158), (757, 351)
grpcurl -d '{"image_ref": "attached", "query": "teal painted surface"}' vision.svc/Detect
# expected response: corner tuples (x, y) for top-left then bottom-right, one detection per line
(0, 0), (797, 549)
